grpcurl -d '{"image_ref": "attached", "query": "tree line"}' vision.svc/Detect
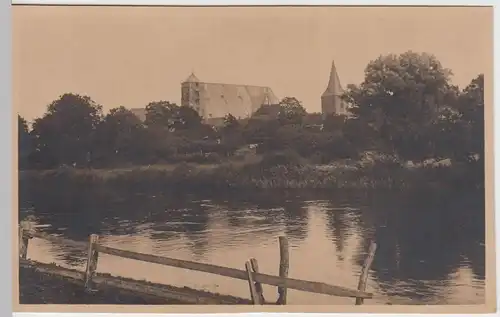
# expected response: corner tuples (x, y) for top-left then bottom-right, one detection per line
(18, 51), (484, 182)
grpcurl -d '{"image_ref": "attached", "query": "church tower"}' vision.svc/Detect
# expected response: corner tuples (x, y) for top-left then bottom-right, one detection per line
(321, 60), (346, 118)
(181, 72), (204, 117)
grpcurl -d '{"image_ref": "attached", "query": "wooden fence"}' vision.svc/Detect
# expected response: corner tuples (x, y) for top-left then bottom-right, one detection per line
(18, 221), (377, 305)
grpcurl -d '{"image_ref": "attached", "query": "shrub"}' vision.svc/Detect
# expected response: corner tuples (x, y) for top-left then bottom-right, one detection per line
(259, 150), (303, 169)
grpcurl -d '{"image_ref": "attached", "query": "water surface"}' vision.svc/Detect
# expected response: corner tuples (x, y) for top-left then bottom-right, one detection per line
(19, 187), (485, 305)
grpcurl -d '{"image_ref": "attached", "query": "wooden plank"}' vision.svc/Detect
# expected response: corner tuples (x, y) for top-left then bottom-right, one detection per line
(84, 234), (99, 292)
(355, 242), (377, 305)
(95, 244), (372, 299)
(26, 230), (88, 249)
(277, 236), (289, 305)
(18, 222), (31, 259)
(250, 258), (265, 304)
(20, 259), (84, 281)
(245, 261), (261, 304)
(19, 259), (248, 304)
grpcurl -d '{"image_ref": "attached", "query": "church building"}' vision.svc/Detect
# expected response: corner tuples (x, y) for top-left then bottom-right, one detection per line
(321, 60), (348, 118)
(181, 73), (279, 121)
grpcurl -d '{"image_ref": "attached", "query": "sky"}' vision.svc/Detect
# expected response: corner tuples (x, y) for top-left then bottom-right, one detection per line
(12, 6), (493, 121)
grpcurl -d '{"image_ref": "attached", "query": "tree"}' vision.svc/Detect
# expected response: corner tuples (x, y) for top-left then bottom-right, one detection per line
(223, 113), (240, 132)
(30, 93), (103, 168)
(242, 117), (280, 144)
(144, 101), (179, 129)
(18, 115), (33, 169)
(144, 101), (203, 132)
(342, 51), (457, 162)
(278, 97), (307, 125)
(323, 114), (347, 132)
(173, 106), (203, 131)
(342, 117), (379, 153)
(303, 112), (323, 126)
(460, 74), (485, 189)
(458, 74), (484, 162)
(93, 106), (147, 166)
(253, 104), (281, 118)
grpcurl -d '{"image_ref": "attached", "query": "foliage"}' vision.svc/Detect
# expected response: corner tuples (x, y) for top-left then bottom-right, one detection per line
(18, 115), (33, 169)
(278, 97), (307, 125)
(174, 105), (204, 131)
(253, 104), (281, 118)
(29, 93), (103, 168)
(259, 149), (304, 169)
(17, 52), (485, 191)
(143, 101), (178, 129)
(342, 51), (458, 162)
(222, 114), (240, 133)
(323, 114), (346, 132)
(92, 106), (147, 167)
(457, 74), (484, 162)
(242, 117), (280, 144)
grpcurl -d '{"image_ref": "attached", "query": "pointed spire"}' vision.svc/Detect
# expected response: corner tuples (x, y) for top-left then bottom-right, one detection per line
(322, 60), (343, 97)
(184, 72), (200, 83)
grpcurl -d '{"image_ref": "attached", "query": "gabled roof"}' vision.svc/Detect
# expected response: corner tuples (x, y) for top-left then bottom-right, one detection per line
(198, 83), (279, 119)
(322, 60), (343, 97)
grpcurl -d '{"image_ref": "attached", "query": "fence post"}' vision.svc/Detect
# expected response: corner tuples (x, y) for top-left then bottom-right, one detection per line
(250, 258), (265, 304)
(84, 234), (100, 292)
(276, 236), (289, 305)
(355, 241), (377, 305)
(18, 221), (32, 260)
(245, 261), (261, 304)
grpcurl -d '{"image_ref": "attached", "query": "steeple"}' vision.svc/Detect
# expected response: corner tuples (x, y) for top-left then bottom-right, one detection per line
(322, 60), (343, 97)
(321, 59), (347, 117)
(184, 72), (200, 83)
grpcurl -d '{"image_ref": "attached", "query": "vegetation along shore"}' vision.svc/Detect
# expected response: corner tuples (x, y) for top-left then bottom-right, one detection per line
(18, 51), (484, 194)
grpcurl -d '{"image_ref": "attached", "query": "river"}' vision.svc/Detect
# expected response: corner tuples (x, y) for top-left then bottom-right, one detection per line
(19, 186), (485, 305)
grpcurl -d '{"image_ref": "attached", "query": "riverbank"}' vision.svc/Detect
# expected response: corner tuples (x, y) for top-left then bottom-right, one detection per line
(20, 265), (176, 304)
(19, 156), (478, 193)
(19, 261), (252, 305)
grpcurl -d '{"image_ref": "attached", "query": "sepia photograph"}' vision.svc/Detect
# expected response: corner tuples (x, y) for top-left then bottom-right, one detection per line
(13, 4), (495, 313)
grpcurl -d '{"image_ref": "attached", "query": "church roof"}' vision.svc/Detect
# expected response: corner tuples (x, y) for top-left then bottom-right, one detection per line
(200, 83), (279, 119)
(184, 72), (200, 83)
(180, 71), (279, 119)
(322, 60), (343, 97)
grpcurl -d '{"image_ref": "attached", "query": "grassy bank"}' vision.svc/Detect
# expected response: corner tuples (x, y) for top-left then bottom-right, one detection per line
(19, 265), (177, 304)
(20, 155), (476, 193)
(19, 261), (252, 305)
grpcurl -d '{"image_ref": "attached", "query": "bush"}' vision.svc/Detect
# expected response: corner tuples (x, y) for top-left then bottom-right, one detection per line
(259, 149), (303, 169)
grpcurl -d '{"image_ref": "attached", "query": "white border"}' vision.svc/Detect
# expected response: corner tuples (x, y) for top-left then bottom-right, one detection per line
(6, 1), (499, 317)
(2, 0), (12, 315)
(9, 0), (499, 5)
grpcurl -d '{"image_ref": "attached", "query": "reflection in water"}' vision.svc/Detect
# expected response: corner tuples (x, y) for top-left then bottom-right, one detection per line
(19, 183), (486, 305)
(282, 200), (309, 245)
(325, 207), (353, 262)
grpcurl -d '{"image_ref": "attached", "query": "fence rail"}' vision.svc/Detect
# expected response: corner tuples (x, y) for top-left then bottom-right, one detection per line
(18, 221), (377, 305)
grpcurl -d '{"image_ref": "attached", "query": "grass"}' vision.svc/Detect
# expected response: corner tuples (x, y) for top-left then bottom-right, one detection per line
(19, 260), (252, 305)
(19, 265), (177, 304)
(19, 152), (478, 193)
